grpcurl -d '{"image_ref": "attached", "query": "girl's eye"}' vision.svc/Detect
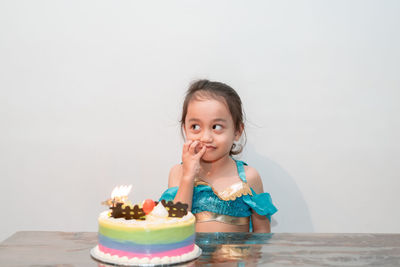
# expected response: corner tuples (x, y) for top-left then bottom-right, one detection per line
(213, 124), (223, 131)
(191, 124), (200, 131)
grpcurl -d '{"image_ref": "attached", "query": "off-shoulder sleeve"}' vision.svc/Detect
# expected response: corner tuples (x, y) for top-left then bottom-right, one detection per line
(159, 187), (178, 201)
(243, 188), (278, 221)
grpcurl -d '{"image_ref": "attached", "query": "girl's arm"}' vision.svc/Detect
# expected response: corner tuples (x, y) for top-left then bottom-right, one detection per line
(168, 164), (195, 210)
(246, 166), (272, 233)
(170, 140), (206, 210)
(252, 211), (271, 233)
(168, 164), (182, 188)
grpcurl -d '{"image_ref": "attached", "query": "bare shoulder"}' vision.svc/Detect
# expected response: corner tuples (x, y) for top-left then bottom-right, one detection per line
(168, 164), (183, 188)
(243, 165), (264, 194)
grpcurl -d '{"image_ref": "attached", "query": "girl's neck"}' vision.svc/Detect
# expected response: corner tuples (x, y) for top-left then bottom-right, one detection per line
(199, 155), (234, 179)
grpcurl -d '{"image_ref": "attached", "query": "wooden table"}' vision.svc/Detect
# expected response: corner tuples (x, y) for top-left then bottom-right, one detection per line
(1, 231), (400, 266)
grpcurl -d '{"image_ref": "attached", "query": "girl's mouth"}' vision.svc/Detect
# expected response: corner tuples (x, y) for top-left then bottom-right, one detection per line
(196, 144), (216, 152)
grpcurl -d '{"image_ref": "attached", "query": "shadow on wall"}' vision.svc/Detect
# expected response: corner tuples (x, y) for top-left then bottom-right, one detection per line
(242, 143), (314, 232)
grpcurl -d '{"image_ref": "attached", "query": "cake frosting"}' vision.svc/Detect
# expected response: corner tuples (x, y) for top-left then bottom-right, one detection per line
(92, 192), (200, 265)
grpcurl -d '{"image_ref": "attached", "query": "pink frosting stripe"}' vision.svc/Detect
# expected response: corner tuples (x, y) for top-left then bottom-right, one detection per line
(98, 244), (195, 259)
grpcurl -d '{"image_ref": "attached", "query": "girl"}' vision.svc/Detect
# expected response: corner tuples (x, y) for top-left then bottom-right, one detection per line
(160, 79), (277, 233)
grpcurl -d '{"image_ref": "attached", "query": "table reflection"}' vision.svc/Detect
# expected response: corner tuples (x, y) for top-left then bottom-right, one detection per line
(2, 231), (399, 266)
(198, 244), (261, 266)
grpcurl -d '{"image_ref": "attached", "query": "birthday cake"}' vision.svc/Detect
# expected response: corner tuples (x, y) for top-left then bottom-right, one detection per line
(91, 185), (200, 266)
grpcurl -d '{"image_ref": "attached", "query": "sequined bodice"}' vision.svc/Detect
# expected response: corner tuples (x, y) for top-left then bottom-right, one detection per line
(191, 179), (253, 217)
(194, 179), (253, 201)
(160, 159), (278, 222)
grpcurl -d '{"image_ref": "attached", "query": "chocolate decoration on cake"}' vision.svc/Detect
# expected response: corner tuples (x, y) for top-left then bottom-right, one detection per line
(161, 200), (189, 218)
(110, 203), (146, 220)
(109, 199), (189, 220)
(110, 203), (124, 218)
(125, 205), (146, 220)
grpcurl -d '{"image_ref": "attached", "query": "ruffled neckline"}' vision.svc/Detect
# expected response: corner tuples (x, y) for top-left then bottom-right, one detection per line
(194, 179), (253, 201)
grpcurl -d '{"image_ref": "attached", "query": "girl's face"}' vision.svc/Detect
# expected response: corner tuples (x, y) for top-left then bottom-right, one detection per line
(184, 97), (242, 162)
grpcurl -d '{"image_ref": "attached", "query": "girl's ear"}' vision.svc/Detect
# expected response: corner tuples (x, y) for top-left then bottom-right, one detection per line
(234, 123), (244, 141)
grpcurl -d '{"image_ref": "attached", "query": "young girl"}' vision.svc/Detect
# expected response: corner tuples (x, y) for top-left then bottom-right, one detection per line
(160, 79), (277, 233)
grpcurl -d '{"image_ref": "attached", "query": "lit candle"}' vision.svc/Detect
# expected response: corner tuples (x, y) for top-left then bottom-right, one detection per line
(102, 185), (132, 207)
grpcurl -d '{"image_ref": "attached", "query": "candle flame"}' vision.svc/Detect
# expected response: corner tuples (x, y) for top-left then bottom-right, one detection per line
(111, 185), (132, 199)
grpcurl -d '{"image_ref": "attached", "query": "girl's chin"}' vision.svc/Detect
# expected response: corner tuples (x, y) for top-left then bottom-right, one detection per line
(200, 157), (214, 163)
(200, 152), (213, 162)
(200, 152), (230, 163)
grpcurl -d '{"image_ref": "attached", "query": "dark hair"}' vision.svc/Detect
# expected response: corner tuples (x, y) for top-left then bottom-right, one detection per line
(180, 79), (246, 155)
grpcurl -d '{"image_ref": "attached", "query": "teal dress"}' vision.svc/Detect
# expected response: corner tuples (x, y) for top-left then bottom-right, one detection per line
(160, 159), (277, 231)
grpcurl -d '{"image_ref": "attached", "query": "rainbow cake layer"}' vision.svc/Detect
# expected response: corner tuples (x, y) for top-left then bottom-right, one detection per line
(94, 209), (198, 265)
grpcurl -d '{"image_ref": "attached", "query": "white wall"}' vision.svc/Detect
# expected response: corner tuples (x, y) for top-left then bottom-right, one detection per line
(1, 0), (399, 241)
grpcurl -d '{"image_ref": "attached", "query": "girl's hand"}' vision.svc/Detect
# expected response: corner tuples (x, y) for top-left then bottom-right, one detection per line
(181, 140), (207, 181)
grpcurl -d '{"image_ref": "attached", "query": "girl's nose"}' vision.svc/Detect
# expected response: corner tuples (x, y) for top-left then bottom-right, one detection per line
(200, 130), (213, 143)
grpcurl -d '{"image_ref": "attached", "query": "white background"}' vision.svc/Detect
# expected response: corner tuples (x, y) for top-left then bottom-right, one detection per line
(1, 0), (399, 242)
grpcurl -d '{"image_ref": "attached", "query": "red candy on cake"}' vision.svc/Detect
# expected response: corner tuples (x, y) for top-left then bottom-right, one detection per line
(142, 199), (155, 214)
